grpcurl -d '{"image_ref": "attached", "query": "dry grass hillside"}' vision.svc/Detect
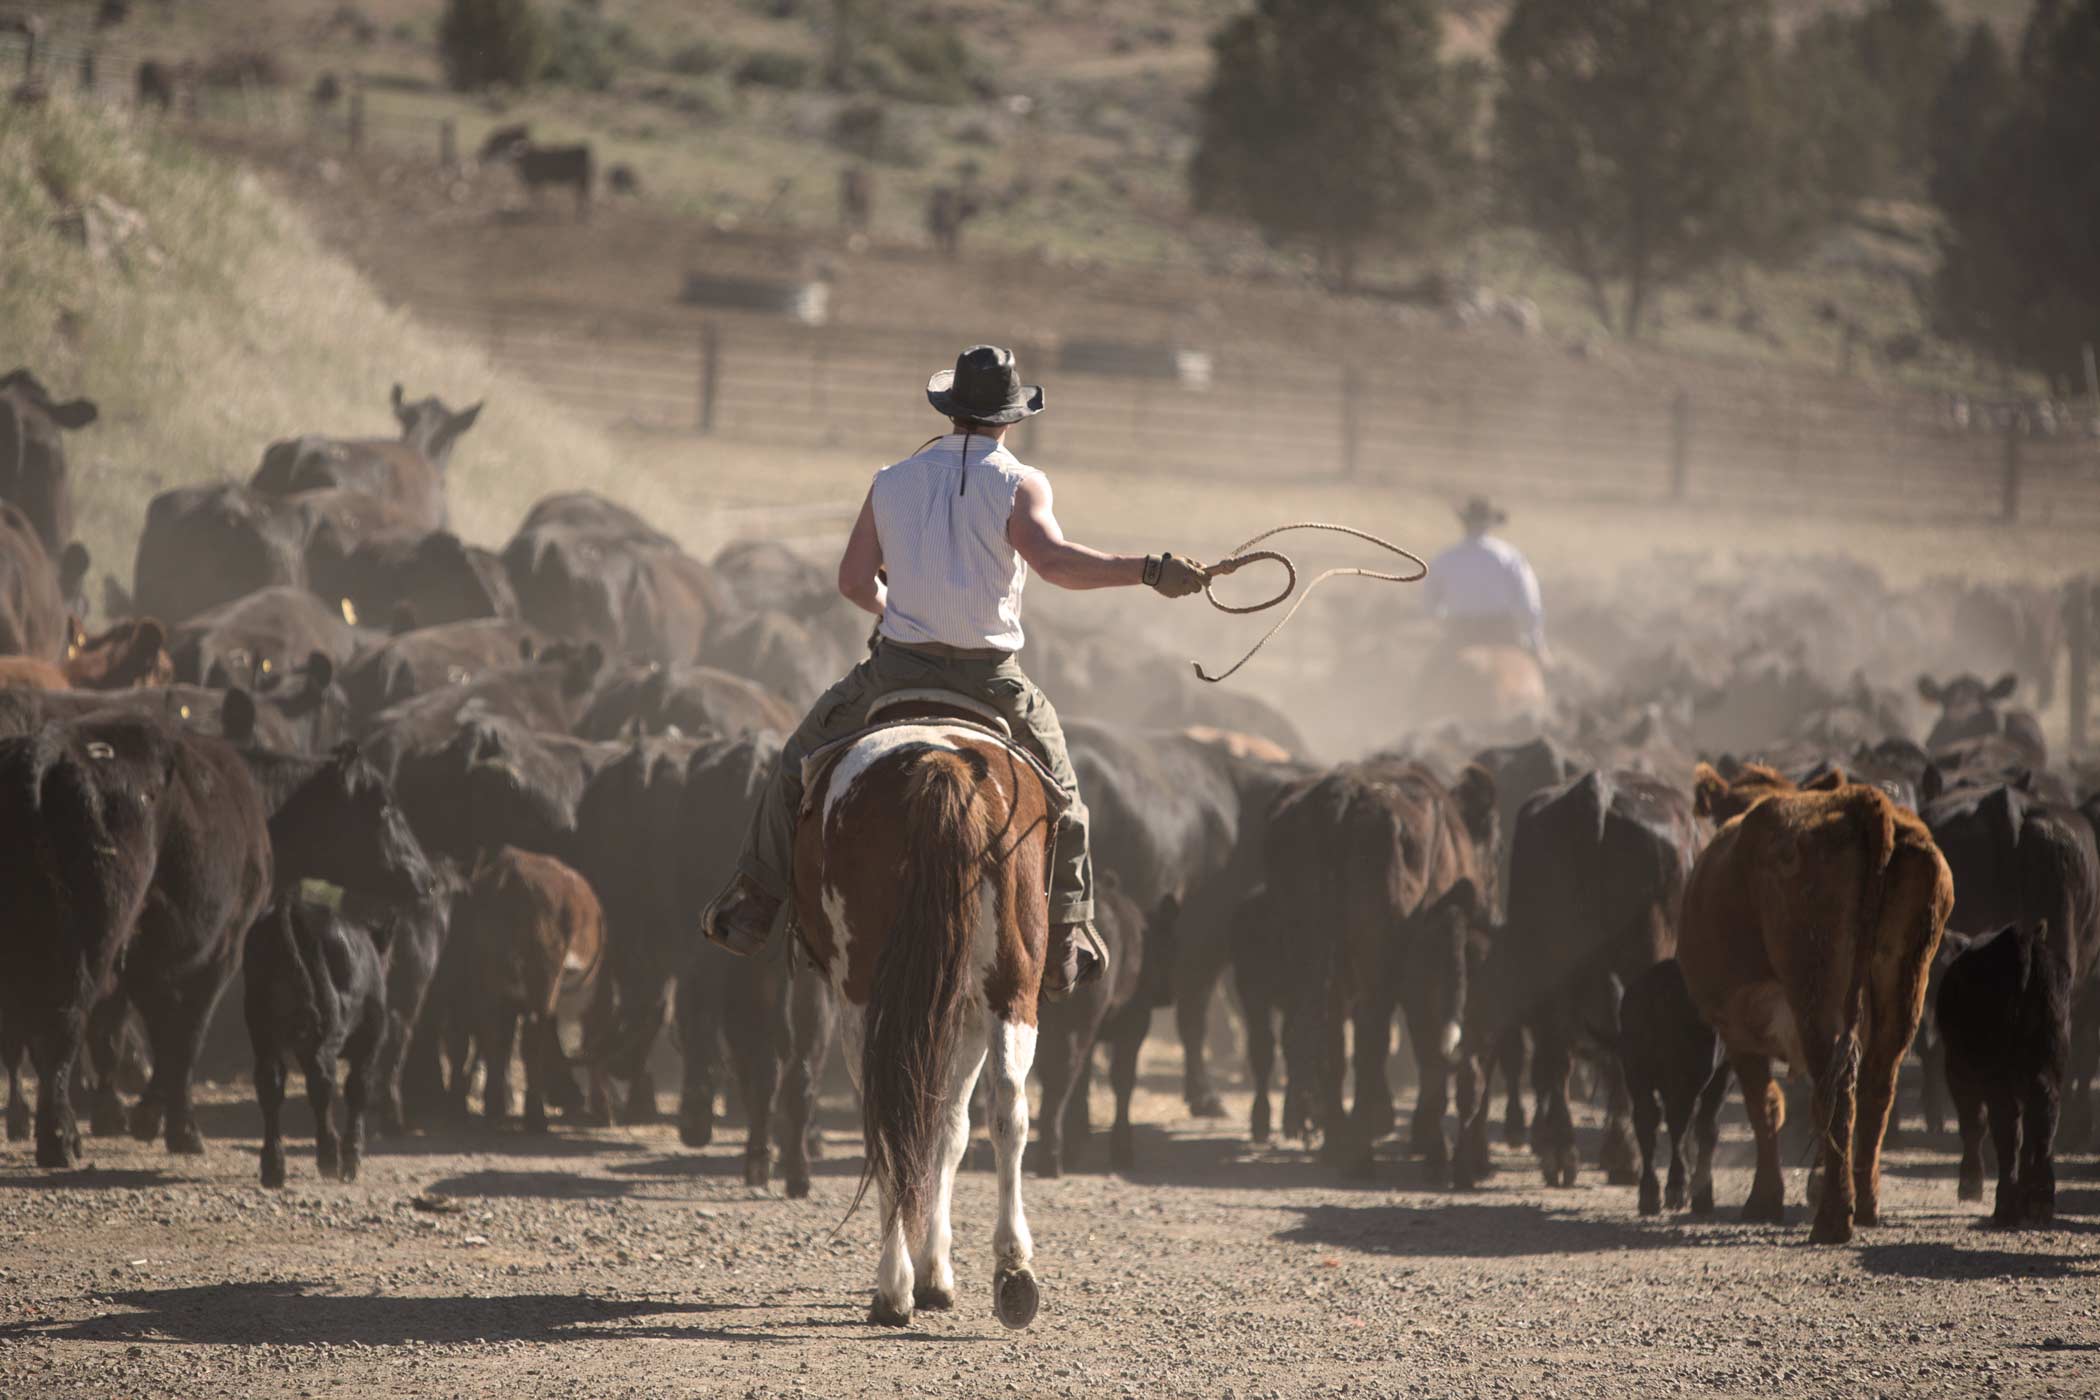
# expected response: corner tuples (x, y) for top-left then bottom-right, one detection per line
(0, 97), (692, 581)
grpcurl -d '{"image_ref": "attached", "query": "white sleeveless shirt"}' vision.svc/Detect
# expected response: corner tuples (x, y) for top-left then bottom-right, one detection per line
(871, 433), (1041, 652)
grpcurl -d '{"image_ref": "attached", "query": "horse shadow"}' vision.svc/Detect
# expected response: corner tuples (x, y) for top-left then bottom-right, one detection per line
(1275, 1200), (1677, 1260)
(0, 1166), (186, 1192)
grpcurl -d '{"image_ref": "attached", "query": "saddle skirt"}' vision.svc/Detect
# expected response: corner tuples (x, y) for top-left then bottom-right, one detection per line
(797, 690), (1066, 823)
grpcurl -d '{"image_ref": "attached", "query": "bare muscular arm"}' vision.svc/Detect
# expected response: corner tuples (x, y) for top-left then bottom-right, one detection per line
(1007, 473), (1150, 591)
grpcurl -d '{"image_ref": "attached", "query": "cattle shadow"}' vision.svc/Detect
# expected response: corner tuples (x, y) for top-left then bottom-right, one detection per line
(1857, 1239), (2100, 1282)
(0, 1281), (796, 1347)
(1276, 1200), (1676, 1259)
(606, 1150), (865, 1182)
(0, 1166), (186, 1192)
(418, 1169), (642, 1201)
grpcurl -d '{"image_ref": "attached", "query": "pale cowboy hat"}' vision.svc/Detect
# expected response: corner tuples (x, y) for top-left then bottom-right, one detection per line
(1457, 496), (1508, 532)
(927, 344), (1044, 424)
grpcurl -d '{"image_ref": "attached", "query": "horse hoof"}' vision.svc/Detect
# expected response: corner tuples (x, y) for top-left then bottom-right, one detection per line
(1810, 1215), (1854, 1246)
(913, 1284), (955, 1312)
(868, 1295), (912, 1328)
(1187, 1093), (1227, 1120)
(993, 1267), (1039, 1331)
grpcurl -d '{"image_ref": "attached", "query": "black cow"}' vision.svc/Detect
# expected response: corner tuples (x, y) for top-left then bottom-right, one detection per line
(1034, 875), (1147, 1177)
(1922, 776), (2099, 1159)
(1620, 958), (1730, 1217)
(338, 619), (546, 727)
(133, 482), (310, 625)
(1067, 720), (1306, 1120)
(503, 493), (727, 665)
(480, 126), (593, 216)
(1453, 770), (1702, 1191)
(357, 643), (606, 768)
(1918, 673), (2047, 770)
(307, 527), (517, 633)
(1234, 882), (1306, 1146)
(168, 585), (361, 688)
(0, 502), (83, 661)
(1938, 921), (2070, 1226)
(252, 385), (482, 534)
(700, 610), (849, 709)
(357, 870), (460, 1136)
(0, 368), (96, 556)
(243, 897), (388, 1186)
(573, 662), (795, 741)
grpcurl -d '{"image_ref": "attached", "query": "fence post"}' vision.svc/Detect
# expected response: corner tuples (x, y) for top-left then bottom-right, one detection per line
(19, 27), (34, 83)
(347, 84), (365, 152)
(79, 47), (94, 95)
(2000, 417), (2022, 524)
(1669, 389), (1692, 501)
(2068, 579), (2091, 755)
(697, 322), (721, 434)
(439, 118), (457, 170)
(1339, 364), (1362, 479)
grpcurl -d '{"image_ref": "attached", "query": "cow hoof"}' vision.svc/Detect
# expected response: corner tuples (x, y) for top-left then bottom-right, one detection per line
(90, 1092), (127, 1138)
(1638, 1179), (1662, 1216)
(261, 1152), (288, 1189)
(913, 1284), (955, 1312)
(803, 1129), (826, 1162)
(128, 1101), (161, 1142)
(1503, 1105), (1527, 1148)
(37, 1136), (81, 1169)
(678, 1103), (714, 1149)
(993, 1267), (1039, 1331)
(1110, 1127), (1134, 1173)
(743, 1155), (770, 1189)
(1740, 1194), (1785, 1225)
(168, 1123), (206, 1156)
(4, 1103), (26, 1142)
(1250, 1100), (1271, 1145)
(1187, 1092), (1227, 1120)
(1605, 1165), (1640, 1187)
(1691, 1186), (1715, 1217)
(339, 1152), (361, 1184)
(868, 1295), (912, 1328)
(1664, 1183), (1686, 1211)
(1957, 1174), (1985, 1203)
(784, 1171), (810, 1201)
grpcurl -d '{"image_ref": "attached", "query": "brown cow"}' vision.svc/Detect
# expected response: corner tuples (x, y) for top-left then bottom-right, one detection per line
(0, 501), (83, 661)
(251, 385), (481, 533)
(1679, 762), (1952, 1243)
(62, 618), (173, 690)
(447, 846), (607, 1133)
(0, 368), (96, 557)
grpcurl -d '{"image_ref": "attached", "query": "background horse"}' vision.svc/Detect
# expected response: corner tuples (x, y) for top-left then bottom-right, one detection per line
(793, 721), (1059, 1330)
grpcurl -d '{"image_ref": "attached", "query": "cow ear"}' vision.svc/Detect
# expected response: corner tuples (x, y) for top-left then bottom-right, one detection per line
(1805, 766), (1846, 792)
(2013, 768), (2035, 793)
(452, 401), (483, 433)
(390, 382), (405, 412)
(1452, 763), (1497, 843)
(1692, 763), (1729, 819)
(305, 651), (335, 690)
(53, 398), (97, 430)
(518, 636), (536, 662)
(1919, 764), (1945, 805)
(59, 542), (90, 594)
(1988, 672), (2018, 701)
(222, 688), (257, 744)
(1916, 674), (1942, 703)
(133, 618), (165, 652)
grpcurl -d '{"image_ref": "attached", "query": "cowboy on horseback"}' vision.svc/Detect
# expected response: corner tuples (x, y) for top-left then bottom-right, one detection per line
(1425, 496), (1547, 664)
(700, 344), (1210, 991)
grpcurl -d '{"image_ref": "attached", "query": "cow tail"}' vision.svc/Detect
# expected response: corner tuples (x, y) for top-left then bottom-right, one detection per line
(24, 726), (121, 979)
(268, 901), (329, 1038)
(850, 749), (985, 1238)
(1824, 790), (1896, 1153)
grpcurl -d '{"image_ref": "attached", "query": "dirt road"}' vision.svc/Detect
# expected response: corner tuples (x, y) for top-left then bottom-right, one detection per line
(2, 1057), (2093, 1400)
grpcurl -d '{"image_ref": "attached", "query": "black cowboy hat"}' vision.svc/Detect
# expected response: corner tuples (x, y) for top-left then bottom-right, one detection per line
(1457, 496), (1507, 531)
(927, 344), (1044, 424)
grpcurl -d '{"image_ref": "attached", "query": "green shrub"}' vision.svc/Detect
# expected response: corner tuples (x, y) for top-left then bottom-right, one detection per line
(735, 48), (813, 89)
(438, 0), (550, 91)
(543, 6), (620, 90)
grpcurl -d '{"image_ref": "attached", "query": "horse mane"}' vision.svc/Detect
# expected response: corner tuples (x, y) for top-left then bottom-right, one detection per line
(850, 745), (994, 1235)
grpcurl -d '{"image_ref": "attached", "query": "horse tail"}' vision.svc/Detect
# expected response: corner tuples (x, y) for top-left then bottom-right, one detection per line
(853, 748), (988, 1237)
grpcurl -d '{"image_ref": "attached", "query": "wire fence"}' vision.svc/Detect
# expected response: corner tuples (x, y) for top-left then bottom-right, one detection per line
(13, 26), (2100, 525)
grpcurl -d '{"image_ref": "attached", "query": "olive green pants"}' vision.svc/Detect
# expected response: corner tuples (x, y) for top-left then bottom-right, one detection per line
(736, 639), (1093, 924)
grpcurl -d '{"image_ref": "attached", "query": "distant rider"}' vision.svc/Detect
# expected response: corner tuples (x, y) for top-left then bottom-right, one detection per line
(699, 344), (1210, 992)
(1425, 496), (1546, 663)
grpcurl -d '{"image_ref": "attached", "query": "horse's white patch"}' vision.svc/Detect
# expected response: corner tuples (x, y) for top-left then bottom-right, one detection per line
(969, 879), (1000, 992)
(817, 724), (971, 831)
(1440, 1020), (1463, 1060)
(562, 950), (588, 974)
(821, 884), (856, 1001)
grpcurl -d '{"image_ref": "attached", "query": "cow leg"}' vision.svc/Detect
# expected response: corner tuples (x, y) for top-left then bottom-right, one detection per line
(1530, 1013), (1577, 1187)
(1402, 1014), (1451, 1180)
(304, 1052), (342, 1180)
(482, 1013), (517, 1126)
(1239, 966), (1276, 1145)
(986, 1015), (1040, 1331)
(1986, 1085), (2022, 1228)
(2067, 985), (2099, 1151)
(86, 996), (131, 1138)
(135, 979), (224, 1156)
(520, 1015), (552, 1137)
(1628, 1068), (1663, 1217)
(912, 1021), (985, 1314)
(340, 1027), (377, 1184)
(618, 973), (671, 1126)
(1175, 927), (1231, 1118)
(1107, 1000), (1145, 1172)
(675, 972), (720, 1147)
(3, 1041), (26, 1143)
(1950, 1063), (1988, 1203)
(727, 962), (783, 1190)
(2018, 1073), (2058, 1227)
(1597, 1057), (1640, 1187)
(1733, 1052), (1786, 1223)
(1688, 1062), (1729, 1216)
(1852, 936), (1935, 1231)
(255, 1049), (289, 1188)
(1803, 1033), (1859, 1246)
(1033, 1024), (1079, 1180)
(1499, 1027), (1528, 1147)
(1920, 1033), (1950, 1140)
(30, 1015), (85, 1169)
(1062, 1043), (1097, 1172)
(399, 1005), (449, 1130)
(372, 1009), (410, 1138)
(779, 964), (836, 1200)
(1450, 1049), (1492, 1190)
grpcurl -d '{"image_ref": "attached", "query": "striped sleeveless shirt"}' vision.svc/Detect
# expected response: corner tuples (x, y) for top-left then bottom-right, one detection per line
(871, 433), (1041, 653)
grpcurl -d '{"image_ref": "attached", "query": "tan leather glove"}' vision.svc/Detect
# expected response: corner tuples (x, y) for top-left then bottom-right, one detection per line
(1145, 552), (1209, 599)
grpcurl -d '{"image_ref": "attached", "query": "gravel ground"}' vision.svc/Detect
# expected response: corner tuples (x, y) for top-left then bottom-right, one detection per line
(2, 1046), (2094, 1400)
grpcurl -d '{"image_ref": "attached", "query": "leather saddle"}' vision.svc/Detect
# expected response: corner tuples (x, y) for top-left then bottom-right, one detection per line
(797, 688), (1066, 819)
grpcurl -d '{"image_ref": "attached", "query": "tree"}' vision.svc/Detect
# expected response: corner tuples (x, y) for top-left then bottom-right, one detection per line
(1492, 0), (1791, 338)
(1929, 1), (2100, 383)
(1190, 0), (1478, 289)
(1848, 0), (1958, 182)
(438, 0), (549, 93)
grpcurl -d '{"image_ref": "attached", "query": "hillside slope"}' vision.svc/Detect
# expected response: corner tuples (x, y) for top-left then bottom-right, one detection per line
(0, 97), (650, 594)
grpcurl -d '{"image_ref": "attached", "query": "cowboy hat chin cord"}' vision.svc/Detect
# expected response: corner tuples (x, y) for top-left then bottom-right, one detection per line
(1190, 523), (1428, 684)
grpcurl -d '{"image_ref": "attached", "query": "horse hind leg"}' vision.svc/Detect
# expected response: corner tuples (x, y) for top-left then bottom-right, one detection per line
(986, 1014), (1040, 1330)
(911, 1028), (985, 1312)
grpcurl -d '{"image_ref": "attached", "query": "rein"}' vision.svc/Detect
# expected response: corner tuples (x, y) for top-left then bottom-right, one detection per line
(1190, 523), (1429, 683)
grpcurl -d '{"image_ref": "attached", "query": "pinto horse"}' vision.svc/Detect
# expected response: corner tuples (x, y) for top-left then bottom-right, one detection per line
(793, 710), (1060, 1330)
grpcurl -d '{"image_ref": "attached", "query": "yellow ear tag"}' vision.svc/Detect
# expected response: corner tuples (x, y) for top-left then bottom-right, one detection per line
(341, 597), (359, 626)
(179, 705), (191, 719)
(260, 658), (272, 675)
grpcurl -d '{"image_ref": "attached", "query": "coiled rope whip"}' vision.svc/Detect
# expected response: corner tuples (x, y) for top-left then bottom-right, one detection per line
(1189, 523), (1429, 683)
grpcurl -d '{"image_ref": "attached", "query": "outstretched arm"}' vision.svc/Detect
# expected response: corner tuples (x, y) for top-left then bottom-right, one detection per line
(1008, 474), (1205, 596)
(836, 487), (885, 617)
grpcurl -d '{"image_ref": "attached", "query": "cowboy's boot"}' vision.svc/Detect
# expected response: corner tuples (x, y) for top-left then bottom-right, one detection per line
(700, 874), (783, 956)
(1044, 920), (1108, 998)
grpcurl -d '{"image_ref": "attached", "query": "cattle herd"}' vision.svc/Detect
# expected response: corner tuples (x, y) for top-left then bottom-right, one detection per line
(0, 364), (2092, 1268)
